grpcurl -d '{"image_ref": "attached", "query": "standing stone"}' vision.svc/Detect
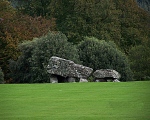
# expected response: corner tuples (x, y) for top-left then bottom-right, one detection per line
(95, 80), (100, 82)
(67, 77), (76, 82)
(113, 79), (120, 82)
(50, 74), (58, 83)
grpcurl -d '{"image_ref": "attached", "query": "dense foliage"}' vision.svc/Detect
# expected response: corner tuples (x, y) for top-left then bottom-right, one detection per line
(9, 32), (80, 83)
(0, 68), (4, 83)
(11, 0), (150, 53)
(78, 37), (133, 81)
(0, 0), (56, 81)
(129, 45), (150, 80)
(0, 0), (150, 82)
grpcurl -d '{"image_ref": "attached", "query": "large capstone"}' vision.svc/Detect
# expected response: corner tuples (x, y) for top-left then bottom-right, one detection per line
(47, 56), (93, 80)
(73, 64), (93, 78)
(93, 69), (121, 81)
(47, 56), (75, 77)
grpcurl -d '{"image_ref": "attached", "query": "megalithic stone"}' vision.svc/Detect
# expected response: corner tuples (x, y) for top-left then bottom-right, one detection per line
(47, 56), (93, 79)
(47, 56), (74, 77)
(93, 69), (121, 79)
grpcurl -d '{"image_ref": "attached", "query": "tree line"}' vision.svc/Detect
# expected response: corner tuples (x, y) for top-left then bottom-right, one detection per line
(0, 0), (150, 83)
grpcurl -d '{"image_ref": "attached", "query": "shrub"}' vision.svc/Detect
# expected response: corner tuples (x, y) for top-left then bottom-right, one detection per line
(78, 37), (133, 81)
(9, 32), (80, 83)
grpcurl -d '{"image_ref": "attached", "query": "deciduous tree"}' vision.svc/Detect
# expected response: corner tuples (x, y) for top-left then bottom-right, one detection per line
(78, 37), (133, 81)
(129, 45), (150, 80)
(0, 0), (56, 81)
(9, 32), (80, 83)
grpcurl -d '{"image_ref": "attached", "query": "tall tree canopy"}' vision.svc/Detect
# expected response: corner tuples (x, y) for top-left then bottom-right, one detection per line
(2, 0), (150, 82)
(12, 0), (150, 54)
(9, 0), (150, 53)
(0, 0), (56, 81)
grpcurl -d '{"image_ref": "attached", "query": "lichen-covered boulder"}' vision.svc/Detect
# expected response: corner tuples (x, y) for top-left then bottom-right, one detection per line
(73, 64), (93, 78)
(93, 69), (121, 79)
(47, 56), (93, 79)
(47, 56), (75, 77)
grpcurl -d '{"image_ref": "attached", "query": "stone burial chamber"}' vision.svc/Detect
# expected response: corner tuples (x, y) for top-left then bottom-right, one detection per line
(47, 56), (93, 83)
(93, 69), (121, 82)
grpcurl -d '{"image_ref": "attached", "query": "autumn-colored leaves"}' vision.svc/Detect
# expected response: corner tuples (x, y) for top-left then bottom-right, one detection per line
(0, 0), (56, 80)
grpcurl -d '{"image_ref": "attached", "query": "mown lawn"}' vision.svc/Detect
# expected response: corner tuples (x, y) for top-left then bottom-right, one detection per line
(0, 81), (150, 120)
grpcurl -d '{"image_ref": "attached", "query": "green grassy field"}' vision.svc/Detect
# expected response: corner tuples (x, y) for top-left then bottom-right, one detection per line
(0, 82), (150, 120)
